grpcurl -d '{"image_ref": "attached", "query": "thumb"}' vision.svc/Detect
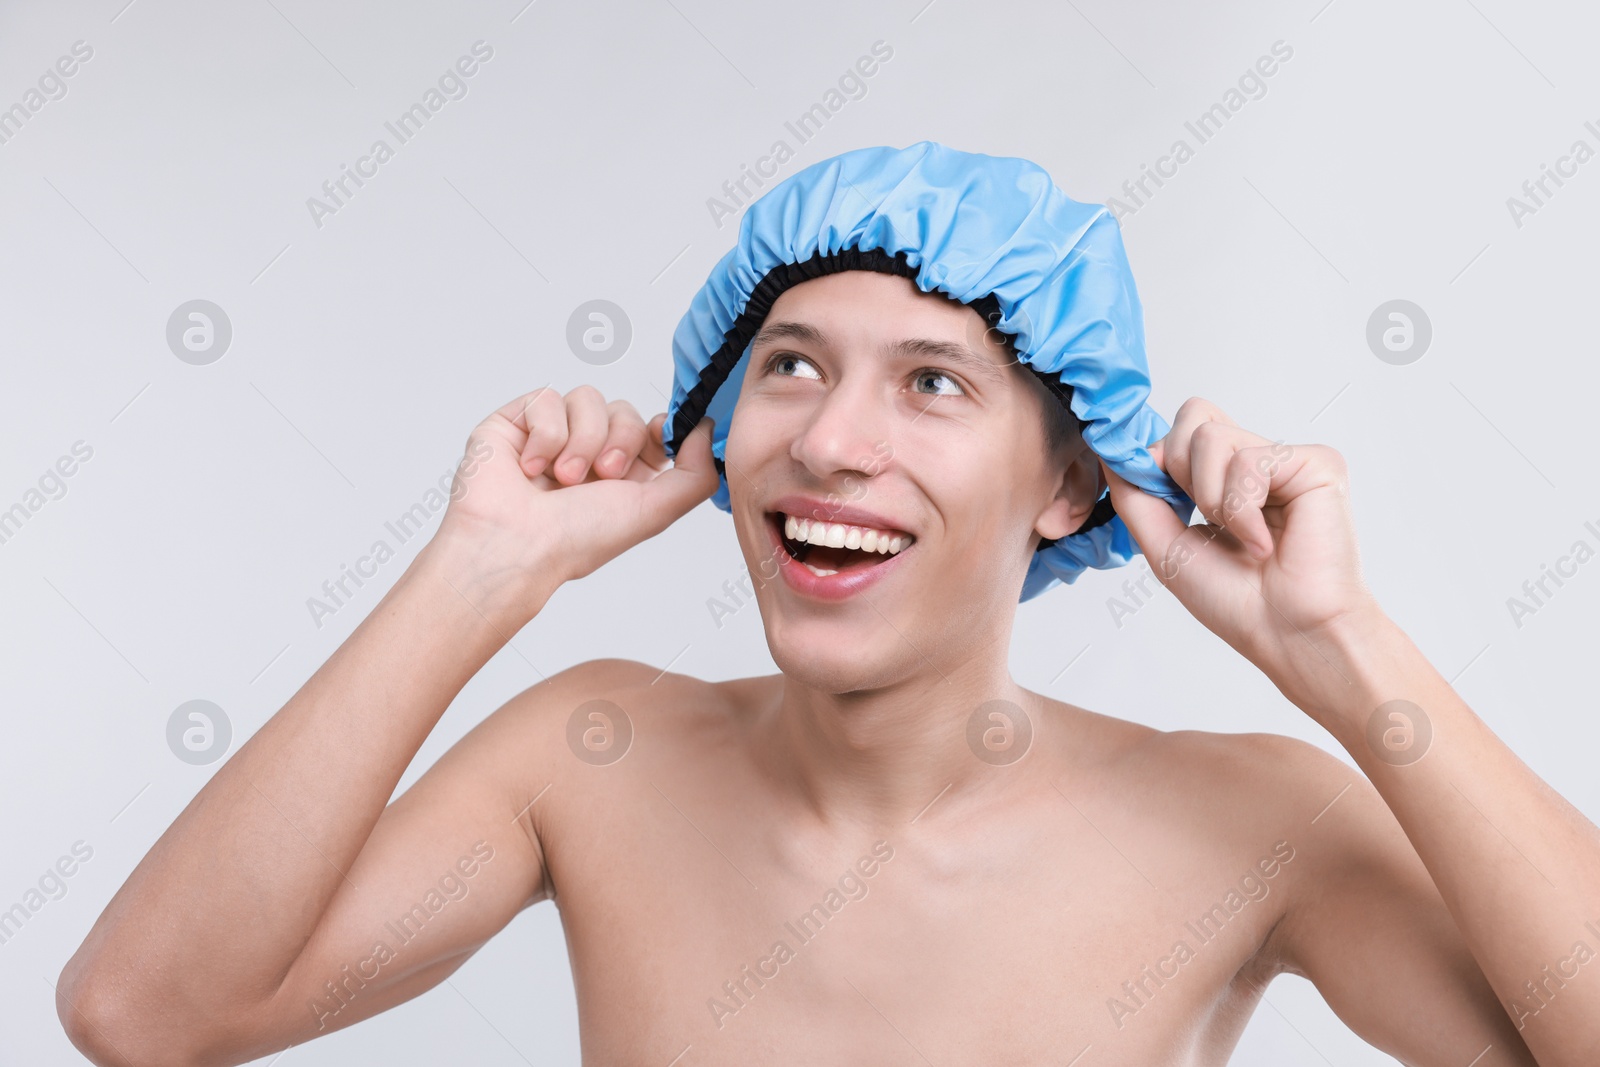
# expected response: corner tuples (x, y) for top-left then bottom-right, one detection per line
(1100, 444), (1189, 570)
(638, 415), (720, 528)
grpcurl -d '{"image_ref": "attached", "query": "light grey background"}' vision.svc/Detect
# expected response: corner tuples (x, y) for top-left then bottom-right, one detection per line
(2, 0), (1596, 1063)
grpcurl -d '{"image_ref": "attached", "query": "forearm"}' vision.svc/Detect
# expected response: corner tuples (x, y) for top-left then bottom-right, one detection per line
(1280, 609), (1600, 1062)
(60, 535), (552, 1035)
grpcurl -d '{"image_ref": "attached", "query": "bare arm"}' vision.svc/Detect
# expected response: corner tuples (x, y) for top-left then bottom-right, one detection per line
(1273, 613), (1600, 1066)
(1101, 396), (1600, 1064)
(57, 540), (539, 1065)
(56, 387), (718, 1067)
(1257, 733), (1540, 1065)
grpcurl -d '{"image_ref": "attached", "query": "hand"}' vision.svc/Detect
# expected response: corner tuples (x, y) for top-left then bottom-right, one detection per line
(434, 385), (719, 595)
(1100, 397), (1382, 688)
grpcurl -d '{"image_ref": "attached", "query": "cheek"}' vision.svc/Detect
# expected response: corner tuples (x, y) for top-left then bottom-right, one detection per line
(725, 396), (813, 467)
(722, 409), (762, 475)
(942, 462), (1046, 553)
(942, 448), (1016, 515)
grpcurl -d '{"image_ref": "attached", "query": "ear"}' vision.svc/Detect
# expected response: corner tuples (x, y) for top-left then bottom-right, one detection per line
(1034, 440), (1105, 541)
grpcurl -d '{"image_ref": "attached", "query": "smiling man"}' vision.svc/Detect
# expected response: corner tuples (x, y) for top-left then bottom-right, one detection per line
(722, 271), (1104, 684)
(59, 143), (1600, 1066)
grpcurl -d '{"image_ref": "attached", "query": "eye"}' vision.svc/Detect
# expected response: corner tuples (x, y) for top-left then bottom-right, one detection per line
(913, 369), (965, 397)
(764, 352), (822, 380)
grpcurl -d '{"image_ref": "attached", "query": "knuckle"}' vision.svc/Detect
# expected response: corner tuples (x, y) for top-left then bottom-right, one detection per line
(528, 420), (565, 450)
(1225, 448), (1259, 478)
(1315, 445), (1350, 490)
(1247, 443), (1287, 476)
(607, 404), (647, 431)
(527, 384), (560, 409)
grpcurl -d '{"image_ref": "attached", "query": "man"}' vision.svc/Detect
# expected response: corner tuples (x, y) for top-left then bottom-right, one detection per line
(59, 146), (1600, 1065)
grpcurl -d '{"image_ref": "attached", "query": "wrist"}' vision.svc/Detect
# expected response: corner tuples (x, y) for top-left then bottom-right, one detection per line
(411, 528), (563, 635)
(1270, 603), (1417, 729)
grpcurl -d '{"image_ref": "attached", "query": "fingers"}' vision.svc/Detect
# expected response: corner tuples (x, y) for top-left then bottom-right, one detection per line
(1212, 446), (1281, 559)
(1187, 421), (1277, 558)
(1159, 398), (1278, 557)
(641, 413), (669, 469)
(633, 415), (720, 529)
(511, 387), (567, 479)
(485, 387), (677, 488)
(1162, 396), (1242, 495)
(547, 386), (610, 484)
(621, 414), (671, 484)
(1099, 451), (1190, 571)
(592, 402), (651, 480)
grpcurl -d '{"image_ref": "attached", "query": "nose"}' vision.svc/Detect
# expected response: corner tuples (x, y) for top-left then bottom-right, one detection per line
(789, 374), (894, 483)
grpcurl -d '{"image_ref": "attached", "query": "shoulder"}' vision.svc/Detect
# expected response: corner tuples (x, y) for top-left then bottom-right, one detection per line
(1116, 727), (1373, 858)
(532, 656), (668, 693)
(484, 657), (757, 762)
(1063, 716), (1381, 885)
(495, 657), (697, 720)
(1128, 727), (1356, 803)
(1035, 701), (1366, 868)
(1044, 698), (1357, 809)
(1129, 728), (1427, 966)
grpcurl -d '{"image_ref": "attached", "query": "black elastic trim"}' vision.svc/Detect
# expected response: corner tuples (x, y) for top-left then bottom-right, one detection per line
(668, 245), (1118, 545)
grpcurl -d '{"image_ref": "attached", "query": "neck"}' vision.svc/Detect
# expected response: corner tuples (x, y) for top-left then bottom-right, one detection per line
(762, 633), (1038, 828)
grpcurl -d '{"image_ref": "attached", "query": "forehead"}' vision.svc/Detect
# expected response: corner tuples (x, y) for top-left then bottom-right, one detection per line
(753, 270), (1014, 368)
(764, 269), (969, 326)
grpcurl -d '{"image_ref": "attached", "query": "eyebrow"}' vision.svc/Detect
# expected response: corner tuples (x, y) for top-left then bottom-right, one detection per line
(750, 320), (1008, 383)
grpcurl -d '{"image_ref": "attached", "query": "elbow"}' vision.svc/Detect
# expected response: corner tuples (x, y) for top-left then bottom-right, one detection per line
(57, 954), (139, 1067)
(56, 953), (219, 1067)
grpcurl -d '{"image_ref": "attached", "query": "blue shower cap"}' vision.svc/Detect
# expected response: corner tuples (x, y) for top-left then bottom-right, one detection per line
(663, 140), (1196, 601)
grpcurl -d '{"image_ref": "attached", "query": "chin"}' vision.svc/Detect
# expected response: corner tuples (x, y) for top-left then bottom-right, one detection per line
(761, 617), (923, 696)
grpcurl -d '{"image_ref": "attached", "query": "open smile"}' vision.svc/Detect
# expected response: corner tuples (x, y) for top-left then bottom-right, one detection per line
(763, 511), (916, 602)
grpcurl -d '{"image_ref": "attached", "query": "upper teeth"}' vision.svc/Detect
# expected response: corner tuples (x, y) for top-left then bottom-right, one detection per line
(782, 514), (911, 555)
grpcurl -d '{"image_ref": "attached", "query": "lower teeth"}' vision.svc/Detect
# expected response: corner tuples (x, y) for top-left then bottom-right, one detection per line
(803, 562), (838, 577)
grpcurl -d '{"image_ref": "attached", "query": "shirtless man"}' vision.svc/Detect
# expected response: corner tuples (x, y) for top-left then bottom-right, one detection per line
(57, 268), (1600, 1066)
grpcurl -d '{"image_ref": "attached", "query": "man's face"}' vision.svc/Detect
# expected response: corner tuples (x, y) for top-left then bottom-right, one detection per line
(724, 270), (1101, 693)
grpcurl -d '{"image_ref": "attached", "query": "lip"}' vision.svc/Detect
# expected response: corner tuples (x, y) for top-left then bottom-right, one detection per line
(763, 510), (912, 603)
(764, 494), (917, 541)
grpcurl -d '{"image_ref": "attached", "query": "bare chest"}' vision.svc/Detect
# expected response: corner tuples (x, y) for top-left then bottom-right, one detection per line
(540, 791), (1288, 1065)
